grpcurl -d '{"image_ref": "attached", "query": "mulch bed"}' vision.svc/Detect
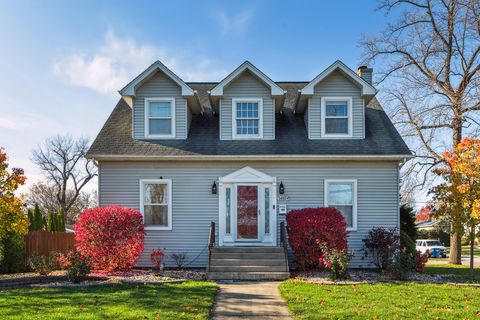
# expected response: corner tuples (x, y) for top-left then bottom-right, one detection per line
(0, 269), (206, 289)
(292, 270), (458, 285)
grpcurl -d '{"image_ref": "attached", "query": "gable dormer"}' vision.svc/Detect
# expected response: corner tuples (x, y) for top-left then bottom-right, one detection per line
(298, 60), (377, 140)
(119, 61), (200, 140)
(210, 61), (285, 140)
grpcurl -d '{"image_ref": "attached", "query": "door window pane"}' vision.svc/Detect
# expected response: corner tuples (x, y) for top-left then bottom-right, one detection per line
(226, 188), (231, 234)
(237, 185), (258, 239)
(264, 188), (270, 234)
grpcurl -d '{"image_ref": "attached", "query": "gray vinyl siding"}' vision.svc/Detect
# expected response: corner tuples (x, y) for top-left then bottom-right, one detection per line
(98, 160), (399, 268)
(309, 70), (364, 139)
(220, 72), (275, 140)
(132, 71), (188, 139)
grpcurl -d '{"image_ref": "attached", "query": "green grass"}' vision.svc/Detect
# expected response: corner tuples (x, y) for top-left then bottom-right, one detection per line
(0, 281), (218, 320)
(279, 279), (480, 319)
(424, 263), (480, 281)
(445, 246), (480, 256)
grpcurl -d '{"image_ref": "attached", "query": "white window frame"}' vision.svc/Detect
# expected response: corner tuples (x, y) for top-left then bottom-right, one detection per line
(144, 97), (176, 139)
(139, 179), (173, 230)
(324, 179), (357, 231)
(232, 98), (263, 139)
(321, 97), (353, 138)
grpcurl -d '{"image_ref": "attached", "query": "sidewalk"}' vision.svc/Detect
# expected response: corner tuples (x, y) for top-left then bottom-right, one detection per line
(212, 281), (291, 319)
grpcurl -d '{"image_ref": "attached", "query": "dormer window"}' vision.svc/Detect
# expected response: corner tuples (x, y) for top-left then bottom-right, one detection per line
(232, 98), (263, 139)
(321, 97), (352, 137)
(145, 98), (175, 138)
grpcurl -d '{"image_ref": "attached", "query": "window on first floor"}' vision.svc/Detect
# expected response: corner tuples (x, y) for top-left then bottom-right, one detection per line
(325, 179), (357, 230)
(140, 179), (172, 230)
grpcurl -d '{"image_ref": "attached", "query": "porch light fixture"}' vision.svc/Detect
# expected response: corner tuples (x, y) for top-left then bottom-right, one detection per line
(211, 181), (217, 194)
(279, 181), (285, 195)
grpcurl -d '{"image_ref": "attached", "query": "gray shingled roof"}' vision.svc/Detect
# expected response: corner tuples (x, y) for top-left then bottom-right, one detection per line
(87, 92), (411, 158)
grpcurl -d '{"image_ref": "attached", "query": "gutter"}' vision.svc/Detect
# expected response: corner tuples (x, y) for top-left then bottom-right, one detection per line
(87, 154), (414, 162)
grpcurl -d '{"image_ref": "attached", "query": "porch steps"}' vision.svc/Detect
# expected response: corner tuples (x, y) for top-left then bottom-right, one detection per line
(207, 247), (289, 281)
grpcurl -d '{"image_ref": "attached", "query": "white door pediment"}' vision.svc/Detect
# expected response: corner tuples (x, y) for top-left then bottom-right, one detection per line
(219, 166), (275, 183)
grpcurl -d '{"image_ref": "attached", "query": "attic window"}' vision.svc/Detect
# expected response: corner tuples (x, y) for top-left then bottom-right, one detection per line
(145, 98), (175, 138)
(232, 98), (263, 139)
(321, 97), (352, 137)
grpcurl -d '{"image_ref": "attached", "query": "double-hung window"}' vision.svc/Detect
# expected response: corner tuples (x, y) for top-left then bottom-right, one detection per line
(321, 97), (352, 137)
(145, 98), (175, 138)
(232, 98), (263, 139)
(140, 179), (172, 230)
(325, 179), (357, 230)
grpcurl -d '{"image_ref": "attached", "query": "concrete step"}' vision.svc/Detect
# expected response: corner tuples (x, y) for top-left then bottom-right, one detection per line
(211, 246), (284, 253)
(210, 258), (286, 266)
(209, 265), (287, 272)
(211, 252), (285, 260)
(207, 271), (290, 281)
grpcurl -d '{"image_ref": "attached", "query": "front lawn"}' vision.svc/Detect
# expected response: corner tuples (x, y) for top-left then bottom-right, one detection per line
(0, 281), (218, 320)
(279, 279), (480, 319)
(425, 263), (480, 281)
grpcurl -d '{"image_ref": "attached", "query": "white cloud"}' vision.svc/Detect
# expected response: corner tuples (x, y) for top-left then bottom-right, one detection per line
(218, 9), (254, 35)
(53, 30), (227, 94)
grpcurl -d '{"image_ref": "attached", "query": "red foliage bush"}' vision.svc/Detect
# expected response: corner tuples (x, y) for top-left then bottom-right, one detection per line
(416, 251), (429, 272)
(75, 206), (145, 272)
(286, 207), (348, 270)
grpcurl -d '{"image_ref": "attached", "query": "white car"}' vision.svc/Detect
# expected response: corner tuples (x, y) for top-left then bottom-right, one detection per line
(416, 239), (447, 258)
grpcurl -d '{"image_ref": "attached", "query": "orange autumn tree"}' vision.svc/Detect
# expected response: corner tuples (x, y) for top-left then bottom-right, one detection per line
(0, 148), (29, 238)
(431, 138), (480, 280)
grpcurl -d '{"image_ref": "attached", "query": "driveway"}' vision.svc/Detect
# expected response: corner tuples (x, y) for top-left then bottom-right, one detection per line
(212, 281), (291, 319)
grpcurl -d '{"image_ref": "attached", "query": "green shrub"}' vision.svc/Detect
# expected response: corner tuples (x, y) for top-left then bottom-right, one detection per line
(0, 233), (26, 273)
(28, 252), (57, 276)
(400, 204), (417, 240)
(57, 249), (92, 283)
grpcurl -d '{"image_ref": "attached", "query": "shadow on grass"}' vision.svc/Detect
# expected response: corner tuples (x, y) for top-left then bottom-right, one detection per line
(0, 282), (218, 320)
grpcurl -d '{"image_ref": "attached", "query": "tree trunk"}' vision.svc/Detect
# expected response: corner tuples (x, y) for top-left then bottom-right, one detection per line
(470, 224), (475, 281)
(448, 117), (463, 265)
(449, 231), (463, 264)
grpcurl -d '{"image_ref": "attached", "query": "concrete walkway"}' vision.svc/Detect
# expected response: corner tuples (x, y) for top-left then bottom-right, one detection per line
(212, 281), (291, 319)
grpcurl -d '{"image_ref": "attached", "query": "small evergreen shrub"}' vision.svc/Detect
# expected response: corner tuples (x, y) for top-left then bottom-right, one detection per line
(286, 207), (348, 270)
(28, 252), (57, 276)
(0, 232), (26, 273)
(57, 249), (92, 283)
(75, 206), (145, 272)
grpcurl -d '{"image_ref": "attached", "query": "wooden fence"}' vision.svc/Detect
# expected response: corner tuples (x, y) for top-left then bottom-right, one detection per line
(25, 231), (75, 258)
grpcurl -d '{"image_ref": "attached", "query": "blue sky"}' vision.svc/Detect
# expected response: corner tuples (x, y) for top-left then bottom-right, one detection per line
(0, 0), (396, 192)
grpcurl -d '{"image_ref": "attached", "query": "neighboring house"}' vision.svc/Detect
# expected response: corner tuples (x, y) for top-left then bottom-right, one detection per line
(87, 60), (412, 278)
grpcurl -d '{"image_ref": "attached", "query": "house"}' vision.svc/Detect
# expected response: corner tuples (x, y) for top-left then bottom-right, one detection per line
(87, 60), (412, 279)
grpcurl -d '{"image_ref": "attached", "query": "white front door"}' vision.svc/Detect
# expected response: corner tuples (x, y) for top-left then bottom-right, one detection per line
(218, 167), (277, 246)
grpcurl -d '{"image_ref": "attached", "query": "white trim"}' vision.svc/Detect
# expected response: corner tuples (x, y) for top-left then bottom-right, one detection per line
(144, 98), (176, 139)
(139, 179), (173, 231)
(301, 60), (377, 96)
(218, 167), (277, 246)
(307, 97), (311, 139)
(220, 166), (276, 183)
(324, 179), (357, 231)
(232, 98), (264, 140)
(210, 61), (285, 96)
(321, 97), (353, 138)
(120, 60), (194, 97)
(89, 154), (414, 161)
